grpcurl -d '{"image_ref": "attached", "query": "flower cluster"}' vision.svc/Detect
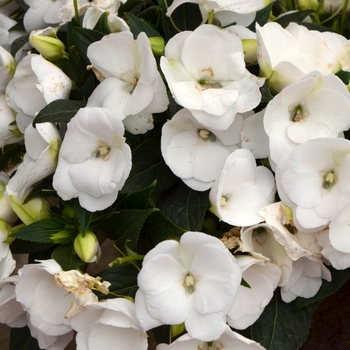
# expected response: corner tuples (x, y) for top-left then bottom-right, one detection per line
(1, 0), (350, 349)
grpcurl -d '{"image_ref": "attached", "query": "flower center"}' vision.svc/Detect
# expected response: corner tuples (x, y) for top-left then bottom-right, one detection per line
(198, 79), (222, 89)
(95, 141), (110, 160)
(184, 273), (196, 294)
(220, 195), (229, 207)
(292, 106), (303, 122)
(322, 170), (336, 190)
(199, 129), (216, 141)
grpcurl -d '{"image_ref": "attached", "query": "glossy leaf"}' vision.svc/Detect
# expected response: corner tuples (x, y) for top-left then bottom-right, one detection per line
(51, 243), (84, 271)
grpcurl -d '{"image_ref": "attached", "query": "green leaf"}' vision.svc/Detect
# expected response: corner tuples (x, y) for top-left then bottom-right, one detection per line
(248, 3), (273, 32)
(126, 13), (161, 38)
(157, 182), (209, 231)
(11, 219), (66, 243)
(93, 11), (112, 34)
(260, 79), (274, 104)
(162, 1), (202, 40)
(33, 99), (87, 125)
(121, 141), (178, 194)
(116, 181), (156, 210)
(51, 244), (84, 271)
(96, 264), (139, 299)
(11, 34), (29, 57)
(72, 27), (104, 56)
(142, 210), (186, 246)
(74, 200), (92, 236)
(105, 208), (158, 249)
(275, 10), (314, 28)
(336, 70), (350, 85)
(293, 266), (350, 309)
(250, 291), (313, 350)
(10, 326), (40, 350)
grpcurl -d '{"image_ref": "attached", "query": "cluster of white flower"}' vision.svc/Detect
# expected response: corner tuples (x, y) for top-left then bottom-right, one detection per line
(1, 0), (350, 349)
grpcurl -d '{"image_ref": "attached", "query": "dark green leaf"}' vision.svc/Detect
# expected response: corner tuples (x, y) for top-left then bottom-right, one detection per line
(33, 99), (87, 125)
(162, 1), (202, 40)
(121, 141), (178, 194)
(73, 27), (104, 56)
(250, 290), (313, 350)
(118, 0), (144, 15)
(157, 182), (209, 231)
(293, 266), (350, 309)
(260, 79), (274, 104)
(10, 239), (54, 254)
(142, 210), (186, 246)
(241, 277), (252, 288)
(74, 200), (92, 236)
(11, 219), (66, 243)
(96, 264), (139, 299)
(10, 326), (40, 350)
(116, 182), (156, 210)
(275, 10), (314, 28)
(11, 34), (29, 57)
(336, 70), (350, 85)
(126, 13), (161, 38)
(0, 143), (25, 172)
(93, 11), (112, 34)
(248, 3), (273, 32)
(105, 208), (158, 249)
(299, 22), (337, 32)
(51, 244), (84, 271)
(67, 17), (81, 47)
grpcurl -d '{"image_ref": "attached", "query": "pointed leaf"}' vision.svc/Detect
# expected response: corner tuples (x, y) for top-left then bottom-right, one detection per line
(247, 3), (273, 32)
(33, 99), (87, 125)
(72, 27), (104, 56)
(157, 182), (209, 231)
(74, 200), (92, 236)
(126, 13), (160, 38)
(11, 34), (29, 57)
(93, 11), (112, 34)
(275, 10), (314, 28)
(51, 244), (84, 271)
(10, 219), (66, 243)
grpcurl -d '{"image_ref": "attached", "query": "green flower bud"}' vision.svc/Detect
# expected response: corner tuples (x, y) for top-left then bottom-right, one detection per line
(62, 206), (75, 219)
(8, 194), (50, 225)
(74, 231), (100, 263)
(149, 37), (165, 56)
(298, 0), (319, 10)
(50, 230), (71, 244)
(29, 27), (66, 61)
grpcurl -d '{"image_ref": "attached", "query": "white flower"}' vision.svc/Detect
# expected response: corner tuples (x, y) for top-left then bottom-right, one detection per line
(160, 24), (261, 131)
(87, 31), (168, 134)
(0, 173), (17, 223)
(135, 231), (242, 341)
(15, 260), (74, 342)
(276, 138), (350, 231)
(256, 22), (347, 92)
(6, 122), (61, 199)
(0, 276), (26, 327)
(6, 54), (72, 133)
(209, 149), (276, 226)
(0, 46), (16, 93)
(161, 108), (240, 191)
(0, 13), (17, 47)
(0, 220), (15, 281)
(70, 298), (148, 350)
(167, 0), (269, 27)
(156, 325), (266, 349)
(82, 7), (130, 32)
(227, 255), (280, 330)
(264, 72), (350, 167)
(53, 107), (132, 212)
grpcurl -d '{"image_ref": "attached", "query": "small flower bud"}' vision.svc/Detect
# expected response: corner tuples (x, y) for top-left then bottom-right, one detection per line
(74, 231), (100, 263)
(29, 27), (66, 61)
(298, 0), (319, 10)
(149, 37), (165, 56)
(50, 230), (71, 244)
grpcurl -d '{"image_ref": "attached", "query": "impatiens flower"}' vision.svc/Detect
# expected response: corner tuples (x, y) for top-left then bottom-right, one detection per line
(0, 276), (26, 327)
(209, 149), (276, 226)
(167, 0), (269, 27)
(70, 298), (148, 350)
(6, 122), (61, 199)
(135, 231), (242, 341)
(256, 22), (347, 92)
(0, 46), (16, 93)
(264, 71), (350, 167)
(156, 325), (266, 349)
(0, 220), (15, 281)
(160, 24), (262, 131)
(87, 31), (169, 134)
(6, 54), (72, 133)
(161, 108), (241, 191)
(227, 255), (280, 329)
(276, 138), (350, 231)
(54, 269), (110, 320)
(53, 107), (132, 212)
(15, 260), (74, 348)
